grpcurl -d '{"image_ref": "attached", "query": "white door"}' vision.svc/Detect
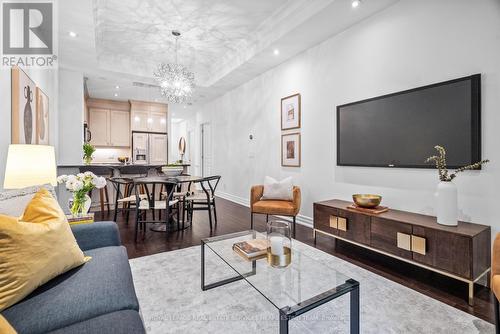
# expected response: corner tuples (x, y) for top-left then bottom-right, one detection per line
(149, 134), (168, 165)
(131, 110), (149, 131)
(89, 108), (109, 146)
(201, 122), (212, 177)
(149, 111), (167, 133)
(109, 110), (130, 146)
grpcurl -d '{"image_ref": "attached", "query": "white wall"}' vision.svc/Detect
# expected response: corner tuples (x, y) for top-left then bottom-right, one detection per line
(0, 68), (58, 190)
(57, 69), (84, 165)
(191, 0), (500, 236)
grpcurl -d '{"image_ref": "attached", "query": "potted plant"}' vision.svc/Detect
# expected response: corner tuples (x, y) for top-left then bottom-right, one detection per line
(425, 145), (489, 226)
(83, 143), (96, 165)
(57, 172), (107, 216)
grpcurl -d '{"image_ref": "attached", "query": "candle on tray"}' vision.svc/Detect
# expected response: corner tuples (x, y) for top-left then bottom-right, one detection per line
(270, 236), (284, 256)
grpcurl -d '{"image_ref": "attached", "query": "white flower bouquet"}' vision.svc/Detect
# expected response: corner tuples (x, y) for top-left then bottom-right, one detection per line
(57, 172), (107, 216)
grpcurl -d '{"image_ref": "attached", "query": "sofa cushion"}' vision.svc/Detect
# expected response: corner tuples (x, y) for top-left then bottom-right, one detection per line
(2, 246), (139, 334)
(47, 310), (145, 334)
(0, 184), (56, 217)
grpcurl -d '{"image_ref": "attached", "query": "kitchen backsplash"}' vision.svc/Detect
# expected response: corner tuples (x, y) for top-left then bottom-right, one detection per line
(92, 147), (131, 163)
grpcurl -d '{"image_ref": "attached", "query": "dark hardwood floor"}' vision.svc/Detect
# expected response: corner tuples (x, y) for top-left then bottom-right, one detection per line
(95, 197), (495, 324)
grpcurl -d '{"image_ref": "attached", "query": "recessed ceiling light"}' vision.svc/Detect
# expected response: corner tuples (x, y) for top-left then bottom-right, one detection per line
(115, 85), (119, 89)
(69, 31), (77, 38)
(352, 0), (361, 8)
(273, 49), (280, 56)
(114, 93), (118, 97)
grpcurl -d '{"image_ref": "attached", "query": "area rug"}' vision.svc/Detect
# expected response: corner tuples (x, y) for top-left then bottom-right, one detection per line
(129, 239), (494, 334)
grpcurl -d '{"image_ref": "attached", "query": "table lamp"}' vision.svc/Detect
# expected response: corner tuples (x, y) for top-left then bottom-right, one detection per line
(3, 144), (57, 189)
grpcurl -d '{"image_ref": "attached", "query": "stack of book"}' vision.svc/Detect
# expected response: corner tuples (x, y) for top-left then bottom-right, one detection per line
(66, 213), (95, 225)
(232, 239), (268, 261)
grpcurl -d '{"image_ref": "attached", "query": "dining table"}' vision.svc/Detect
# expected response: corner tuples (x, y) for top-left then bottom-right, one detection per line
(133, 175), (205, 232)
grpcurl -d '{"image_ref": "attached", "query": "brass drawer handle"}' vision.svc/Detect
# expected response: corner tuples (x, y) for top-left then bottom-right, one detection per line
(397, 232), (411, 251)
(337, 217), (347, 231)
(411, 235), (426, 255)
(329, 215), (338, 229)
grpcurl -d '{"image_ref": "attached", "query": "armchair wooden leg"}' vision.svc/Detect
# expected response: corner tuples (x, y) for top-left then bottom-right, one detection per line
(495, 295), (500, 334)
(292, 216), (296, 239)
(266, 214), (269, 223)
(251, 212), (254, 229)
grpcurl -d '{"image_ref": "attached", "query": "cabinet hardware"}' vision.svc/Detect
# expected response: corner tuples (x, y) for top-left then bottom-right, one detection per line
(337, 217), (348, 231)
(411, 235), (426, 255)
(397, 232), (411, 251)
(329, 215), (338, 229)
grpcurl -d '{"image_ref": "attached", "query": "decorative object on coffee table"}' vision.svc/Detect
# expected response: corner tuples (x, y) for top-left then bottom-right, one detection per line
(267, 221), (292, 268)
(82, 142), (96, 165)
(57, 172), (107, 216)
(352, 194), (382, 208)
(425, 145), (489, 226)
(66, 213), (94, 225)
(281, 93), (301, 130)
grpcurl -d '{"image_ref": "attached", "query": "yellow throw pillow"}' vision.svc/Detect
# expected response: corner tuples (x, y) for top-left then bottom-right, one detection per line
(0, 189), (89, 312)
(0, 315), (17, 334)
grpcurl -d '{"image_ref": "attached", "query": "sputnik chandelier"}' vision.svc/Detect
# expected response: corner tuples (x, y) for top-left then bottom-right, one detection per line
(153, 30), (195, 104)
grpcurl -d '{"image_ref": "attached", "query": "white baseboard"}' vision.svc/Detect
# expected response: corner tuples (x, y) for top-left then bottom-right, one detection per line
(216, 191), (313, 228)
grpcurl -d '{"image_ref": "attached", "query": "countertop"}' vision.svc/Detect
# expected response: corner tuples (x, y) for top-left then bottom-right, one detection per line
(58, 163), (191, 168)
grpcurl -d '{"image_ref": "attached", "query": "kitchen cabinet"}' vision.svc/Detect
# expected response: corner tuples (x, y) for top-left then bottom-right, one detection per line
(131, 110), (149, 132)
(89, 108), (109, 146)
(89, 107), (130, 147)
(130, 100), (168, 133)
(110, 110), (130, 146)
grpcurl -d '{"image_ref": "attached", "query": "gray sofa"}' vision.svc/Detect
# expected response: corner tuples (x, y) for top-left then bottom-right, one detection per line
(0, 186), (145, 334)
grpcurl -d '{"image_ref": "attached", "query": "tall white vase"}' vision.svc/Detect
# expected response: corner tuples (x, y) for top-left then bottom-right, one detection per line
(435, 181), (458, 226)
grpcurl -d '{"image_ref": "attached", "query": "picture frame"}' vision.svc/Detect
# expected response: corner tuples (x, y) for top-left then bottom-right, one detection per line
(36, 87), (49, 144)
(281, 93), (301, 130)
(281, 132), (301, 167)
(11, 66), (37, 144)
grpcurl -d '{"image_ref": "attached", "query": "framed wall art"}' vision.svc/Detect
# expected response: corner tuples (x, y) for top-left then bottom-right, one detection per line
(281, 132), (301, 167)
(281, 93), (301, 130)
(36, 87), (49, 144)
(11, 66), (37, 144)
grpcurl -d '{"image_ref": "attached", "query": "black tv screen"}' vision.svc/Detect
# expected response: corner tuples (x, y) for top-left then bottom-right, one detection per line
(336, 74), (481, 169)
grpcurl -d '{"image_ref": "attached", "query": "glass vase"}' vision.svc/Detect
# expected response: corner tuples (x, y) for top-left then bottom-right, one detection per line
(68, 193), (91, 217)
(266, 221), (292, 268)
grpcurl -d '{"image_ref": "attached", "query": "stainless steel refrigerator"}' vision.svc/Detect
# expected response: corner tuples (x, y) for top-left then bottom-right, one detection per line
(132, 131), (168, 165)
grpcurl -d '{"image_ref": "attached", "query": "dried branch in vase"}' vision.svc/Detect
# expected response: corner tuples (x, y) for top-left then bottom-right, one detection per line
(425, 145), (489, 182)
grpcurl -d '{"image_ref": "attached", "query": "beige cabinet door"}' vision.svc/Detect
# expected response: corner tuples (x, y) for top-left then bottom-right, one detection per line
(149, 134), (168, 164)
(89, 108), (109, 146)
(109, 110), (130, 146)
(131, 110), (149, 131)
(149, 111), (167, 133)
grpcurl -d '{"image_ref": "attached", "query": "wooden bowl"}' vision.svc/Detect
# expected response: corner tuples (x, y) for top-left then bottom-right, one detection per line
(352, 194), (382, 208)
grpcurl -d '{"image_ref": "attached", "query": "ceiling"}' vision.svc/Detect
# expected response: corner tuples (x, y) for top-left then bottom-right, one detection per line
(59, 0), (399, 105)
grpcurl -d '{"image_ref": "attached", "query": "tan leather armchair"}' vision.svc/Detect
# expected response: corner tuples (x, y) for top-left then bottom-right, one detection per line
(492, 233), (500, 331)
(250, 185), (301, 238)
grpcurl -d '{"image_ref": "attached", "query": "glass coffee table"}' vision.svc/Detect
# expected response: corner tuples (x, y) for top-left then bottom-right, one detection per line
(201, 230), (360, 334)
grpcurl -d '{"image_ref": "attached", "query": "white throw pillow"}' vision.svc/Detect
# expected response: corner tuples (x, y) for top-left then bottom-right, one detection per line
(261, 176), (293, 201)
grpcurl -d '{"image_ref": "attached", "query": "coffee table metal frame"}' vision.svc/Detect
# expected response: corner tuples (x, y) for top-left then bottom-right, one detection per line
(201, 230), (360, 334)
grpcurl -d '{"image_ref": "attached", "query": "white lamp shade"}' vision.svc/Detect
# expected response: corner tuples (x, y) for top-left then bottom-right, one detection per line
(3, 145), (57, 189)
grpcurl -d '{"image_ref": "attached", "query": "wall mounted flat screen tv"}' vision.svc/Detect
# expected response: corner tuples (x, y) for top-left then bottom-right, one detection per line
(336, 74), (481, 169)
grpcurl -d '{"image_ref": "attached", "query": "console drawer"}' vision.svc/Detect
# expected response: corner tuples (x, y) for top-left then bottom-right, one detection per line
(313, 203), (338, 236)
(337, 209), (371, 245)
(412, 226), (471, 278)
(370, 217), (413, 259)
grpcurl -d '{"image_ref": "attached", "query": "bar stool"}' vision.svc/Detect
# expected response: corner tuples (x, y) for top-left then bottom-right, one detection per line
(110, 165), (149, 223)
(78, 166), (114, 218)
